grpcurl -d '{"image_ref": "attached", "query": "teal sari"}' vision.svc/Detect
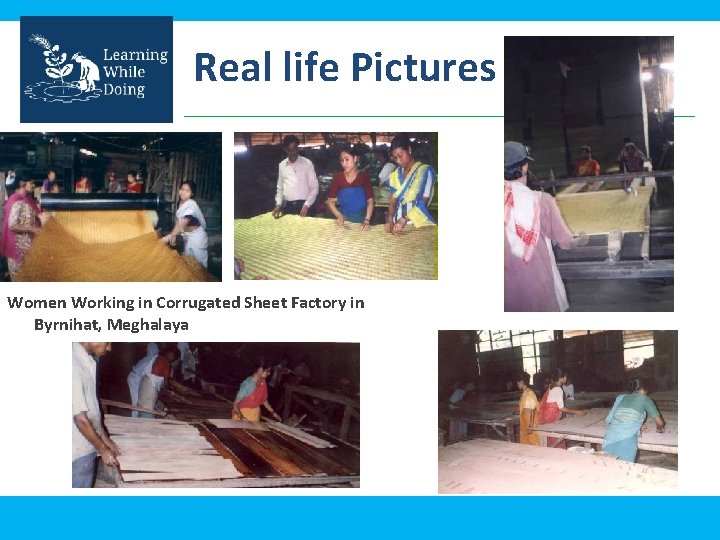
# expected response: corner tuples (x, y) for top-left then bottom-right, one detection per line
(603, 394), (657, 462)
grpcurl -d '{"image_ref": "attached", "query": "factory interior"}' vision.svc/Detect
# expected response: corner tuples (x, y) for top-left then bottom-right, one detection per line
(88, 342), (360, 488)
(0, 132), (222, 281)
(234, 132), (438, 279)
(505, 37), (674, 311)
(438, 330), (678, 494)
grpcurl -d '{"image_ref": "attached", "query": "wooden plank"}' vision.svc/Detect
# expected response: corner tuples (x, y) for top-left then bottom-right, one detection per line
(105, 415), (186, 426)
(229, 428), (308, 477)
(104, 414), (243, 483)
(266, 420), (336, 449)
(439, 438), (677, 494)
(118, 455), (240, 473)
(308, 431), (361, 473)
(122, 469), (240, 482)
(202, 424), (279, 477)
(101, 399), (167, 417)
(195, 424), (254, 476)
(266, 429), (356, 477)
(207, 419), (270, 431)
(250, 431), (325, 476)
(116, 475), (360, 488)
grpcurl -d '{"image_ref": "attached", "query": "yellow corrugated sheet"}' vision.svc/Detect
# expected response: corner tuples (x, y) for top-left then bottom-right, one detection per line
(51, 210), (156, 243)
(556, 186), (654, 235)
(234, 213), (437, 280)
(16, 212), (214, 282)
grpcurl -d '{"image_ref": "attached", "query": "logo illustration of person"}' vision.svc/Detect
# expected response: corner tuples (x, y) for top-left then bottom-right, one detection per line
(72, 53), (100, 91)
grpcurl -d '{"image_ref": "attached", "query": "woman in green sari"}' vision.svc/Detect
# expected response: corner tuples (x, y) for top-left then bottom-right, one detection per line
(603, 378), (665, 462)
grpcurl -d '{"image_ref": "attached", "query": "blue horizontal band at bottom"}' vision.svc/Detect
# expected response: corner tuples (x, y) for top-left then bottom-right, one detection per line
(0, 496), (714, 537)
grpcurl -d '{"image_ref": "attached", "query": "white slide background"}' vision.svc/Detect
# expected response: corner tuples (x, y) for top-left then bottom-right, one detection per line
(0, 21), (707, 494)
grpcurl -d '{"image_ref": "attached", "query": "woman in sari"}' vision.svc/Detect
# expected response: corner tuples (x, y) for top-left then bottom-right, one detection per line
(516, 372), (539, 445)
(161, 180), (208, 267)
(603, 378), (665, 462)
(537, 368), (586, 449)
(232, 363), (282, 423)
(75, 175), (91, 193)
(0, 173), (47, 280)
(385, 134), (436, 234)
(326, 146), (374, 230)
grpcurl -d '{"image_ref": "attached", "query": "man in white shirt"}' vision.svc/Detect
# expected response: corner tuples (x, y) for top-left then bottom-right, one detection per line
(72, 342), (120, 488)
(272, 134), (319, 218)
(377, 150), (396, 187)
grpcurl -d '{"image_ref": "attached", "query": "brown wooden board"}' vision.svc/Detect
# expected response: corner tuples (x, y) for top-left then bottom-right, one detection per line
(308, 432), (361, 474)
(265, 420), (336, 448)
(203, 424), (280, 477)
(268, 430), (357, 477)
(156, 386), (360, 482)
(229, 428), (308, 477)
(195, 424), (254, 477)
(250, 430), (325, 476)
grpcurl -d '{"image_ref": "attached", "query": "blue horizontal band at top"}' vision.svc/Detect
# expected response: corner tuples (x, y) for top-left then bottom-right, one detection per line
(0, 1), (712, 20)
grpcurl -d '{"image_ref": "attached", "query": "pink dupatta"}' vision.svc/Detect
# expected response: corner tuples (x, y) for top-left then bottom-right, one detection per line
(0, 192), (41, 259)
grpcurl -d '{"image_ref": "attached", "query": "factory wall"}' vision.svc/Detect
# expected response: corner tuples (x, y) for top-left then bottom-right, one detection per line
(505, 38), (649, 179)
(98, 342), (361, 405)
(437, 331), (480, 392)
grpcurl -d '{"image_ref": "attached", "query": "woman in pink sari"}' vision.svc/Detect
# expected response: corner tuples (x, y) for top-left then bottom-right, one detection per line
(538, 368), (586, 449)
(0, 173), (47, 280)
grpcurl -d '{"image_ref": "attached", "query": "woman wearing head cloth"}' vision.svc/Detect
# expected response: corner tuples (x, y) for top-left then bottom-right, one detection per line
(603, 378), (665, 462)
(504, 141), (588, 311)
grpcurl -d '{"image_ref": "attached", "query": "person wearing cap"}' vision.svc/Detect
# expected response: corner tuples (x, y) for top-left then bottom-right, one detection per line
(573, 146), (601, 177)
(504, 141), (588, 311)
(603, 378), (665, 462)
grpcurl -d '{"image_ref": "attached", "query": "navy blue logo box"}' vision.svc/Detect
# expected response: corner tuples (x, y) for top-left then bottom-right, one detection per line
(20, 16), (173, 123)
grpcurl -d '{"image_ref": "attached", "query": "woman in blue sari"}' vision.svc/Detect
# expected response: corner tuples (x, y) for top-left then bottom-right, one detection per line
(326, 146), (374, 230)
(603, 378), (665, 462)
